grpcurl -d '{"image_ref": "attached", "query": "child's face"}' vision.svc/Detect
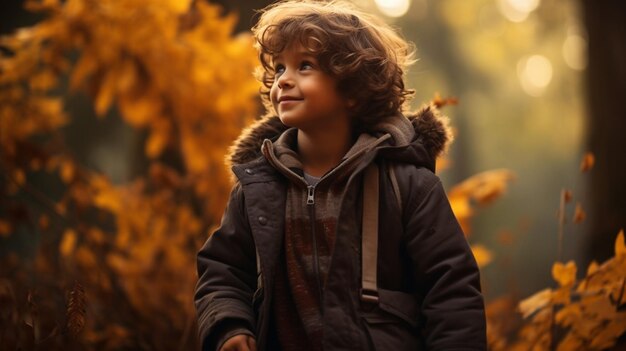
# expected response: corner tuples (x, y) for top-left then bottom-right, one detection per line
(269, 44), (351, 130)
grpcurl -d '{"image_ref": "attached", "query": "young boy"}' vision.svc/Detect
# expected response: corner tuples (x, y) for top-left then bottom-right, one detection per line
(194, 1), (486, 350)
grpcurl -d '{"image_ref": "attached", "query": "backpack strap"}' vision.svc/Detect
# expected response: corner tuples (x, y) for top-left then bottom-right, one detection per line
(361, 162), (380, 303)
(386, 161), (403, 213)
(360, 160), (404, 304)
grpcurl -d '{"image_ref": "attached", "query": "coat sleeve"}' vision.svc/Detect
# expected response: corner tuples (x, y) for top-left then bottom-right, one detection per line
(194, 183), (257, 351)
(404, 175), (487, 350)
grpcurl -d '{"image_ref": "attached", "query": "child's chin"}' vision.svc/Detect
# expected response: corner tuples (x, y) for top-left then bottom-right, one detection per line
(277, 115), (302, 128)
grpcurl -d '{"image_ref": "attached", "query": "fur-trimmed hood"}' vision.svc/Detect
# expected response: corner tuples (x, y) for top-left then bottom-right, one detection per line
(226, 102), (454, 173)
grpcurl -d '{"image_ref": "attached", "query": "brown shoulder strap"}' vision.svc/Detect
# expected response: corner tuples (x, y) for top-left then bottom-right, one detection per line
(387, 161), (403, 212)
(361, 162), (380, 303)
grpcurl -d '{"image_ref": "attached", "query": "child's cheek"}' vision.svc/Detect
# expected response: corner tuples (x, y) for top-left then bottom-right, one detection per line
(269, 91), (279, 114)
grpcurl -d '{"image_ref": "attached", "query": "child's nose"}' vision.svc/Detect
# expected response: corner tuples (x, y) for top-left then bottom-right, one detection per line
(276, 70), (295, 89)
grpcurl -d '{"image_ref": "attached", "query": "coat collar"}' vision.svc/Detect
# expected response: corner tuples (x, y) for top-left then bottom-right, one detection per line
(228, 103), (454, 177)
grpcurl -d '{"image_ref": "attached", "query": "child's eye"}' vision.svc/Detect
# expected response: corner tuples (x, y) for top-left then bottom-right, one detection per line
(300, 61), (313, 70)
(274, 64), (285, 75)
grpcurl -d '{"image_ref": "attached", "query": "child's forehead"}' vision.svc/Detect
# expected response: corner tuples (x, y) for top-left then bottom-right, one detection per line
(271, 44), (318, 61)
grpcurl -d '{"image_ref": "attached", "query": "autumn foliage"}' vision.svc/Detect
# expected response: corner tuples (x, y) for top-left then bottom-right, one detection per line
(1, 0), (624, 350)
(1, 0), (257, 349)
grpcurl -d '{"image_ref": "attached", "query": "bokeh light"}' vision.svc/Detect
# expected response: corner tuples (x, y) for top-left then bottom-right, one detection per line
(563, 33), (588, 71)
(374, 0), (411, 18)
(497, 0), (541, 23)
(517, 54), (553, 96)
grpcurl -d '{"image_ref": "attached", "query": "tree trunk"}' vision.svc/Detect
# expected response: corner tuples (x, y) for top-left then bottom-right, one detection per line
(581, 0), (626, 262)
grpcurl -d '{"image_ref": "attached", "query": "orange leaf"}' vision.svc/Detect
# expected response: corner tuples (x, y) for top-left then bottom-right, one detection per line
(60, 228), (77, 257)
(431, 92), (459, 108)
(146, 120), (170, 158)
(165, 0), (192, 14)
(118, 93), (161, 127)
(60, 159), (75, 183)
(95, 69), (117, 117)
(580, 152), (595, 173)
(589, 314), (626, 350)
(449, 169), (516, 207)
(557, 331), (584, 351)
(555, 304), (582, 327)
(581, 294), (616, 320)
(471, 244), (493, 268)
(552, 260), (577, 287)
(615, 229), (626, 257)
(573, 202), (586, 224)
(518, 288), (552, 318)
(93, 187), (122, 213)
(562, 189), (573, 204)
(29, 68), (58, 91)
(586, 260), (599, 276)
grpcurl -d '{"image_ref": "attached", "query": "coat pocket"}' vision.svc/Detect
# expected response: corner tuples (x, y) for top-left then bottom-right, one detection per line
(361, 288), (424, 351)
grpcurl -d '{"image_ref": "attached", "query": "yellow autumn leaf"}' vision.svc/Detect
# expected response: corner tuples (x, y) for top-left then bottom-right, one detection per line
(586, 260), (600, 276)
(556, 331), (584, 351)
(60, 159), (75, 183)
(556, 288), (575, 307)
(471, 244), (493, 268)
(118, 92), (162, 127)
(182, 134), (210, 173)
(60, 228), (77, 257)
(518, 288), (552, 318)
(95, 69), (118, 117)
(473, 180), (508, 206)
(448, 195), (473, 221)
(146, 120), (170, 158)
(552, 260), (577, 287)
(581, 294), (616, 322)
(590, 317), (626, 350)
(449, 169), (516, 206)
(569, 311), (602, 340)
(93, 187), (122, 213)
(555, 304), (582, 327)
(615, 229), (625, 257)
(115, 59), (137, 95)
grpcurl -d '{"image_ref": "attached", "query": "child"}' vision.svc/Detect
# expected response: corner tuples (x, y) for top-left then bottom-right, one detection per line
(194, 1), (486, 350)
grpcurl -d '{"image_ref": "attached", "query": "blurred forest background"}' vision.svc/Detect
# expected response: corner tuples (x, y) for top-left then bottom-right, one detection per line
(1, 0), (625, 349)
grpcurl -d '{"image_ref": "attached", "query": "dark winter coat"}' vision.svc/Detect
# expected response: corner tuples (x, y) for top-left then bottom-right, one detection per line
(194, 104), (487, 350)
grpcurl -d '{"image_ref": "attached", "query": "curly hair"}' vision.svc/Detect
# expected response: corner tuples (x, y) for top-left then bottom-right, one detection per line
(251, 0), (417, 131)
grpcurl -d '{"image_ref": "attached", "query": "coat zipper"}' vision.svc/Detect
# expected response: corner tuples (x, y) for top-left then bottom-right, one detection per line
(307, 184), (324, 311)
